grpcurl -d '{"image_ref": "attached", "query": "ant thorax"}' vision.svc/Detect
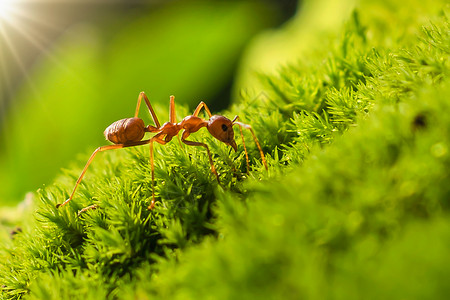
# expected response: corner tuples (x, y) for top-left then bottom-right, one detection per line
(179, 115), (207, 133)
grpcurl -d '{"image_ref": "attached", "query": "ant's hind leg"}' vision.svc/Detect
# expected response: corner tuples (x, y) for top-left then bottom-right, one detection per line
(135, 92), (161, 128)
(57, 138), (155, 209)
(56, 144), (125, 208)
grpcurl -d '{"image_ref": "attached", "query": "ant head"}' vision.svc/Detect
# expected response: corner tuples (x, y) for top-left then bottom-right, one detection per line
(207, 115), (237, 151)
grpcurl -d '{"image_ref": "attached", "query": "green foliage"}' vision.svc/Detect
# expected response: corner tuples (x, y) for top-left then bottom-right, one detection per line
(1, 2), (449, 299)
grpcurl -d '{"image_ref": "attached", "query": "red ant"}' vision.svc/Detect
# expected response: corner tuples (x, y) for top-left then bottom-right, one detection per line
(56, 92), (268, 211)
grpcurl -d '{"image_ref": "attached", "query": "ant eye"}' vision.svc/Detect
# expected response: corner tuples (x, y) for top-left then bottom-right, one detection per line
(221, 124), (228, 131)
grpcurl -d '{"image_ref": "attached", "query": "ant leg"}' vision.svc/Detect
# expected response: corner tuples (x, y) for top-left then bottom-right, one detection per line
(193, 101), (213, 118)
(57, 138), (156, 209)
(167, 95), (185, 149)
(233, 117), (268, 171)
(181, 130), (220, 184)
(56, 144), (125, 208)
(238, 124), (250, 173)
(229, 116), (250, 172)
(135, 92), (161, 128)
(148, 135), (167, 210)
(77, 204), (99, 216)
(149, 141), (155, 209)
(169, 95), (177, 123)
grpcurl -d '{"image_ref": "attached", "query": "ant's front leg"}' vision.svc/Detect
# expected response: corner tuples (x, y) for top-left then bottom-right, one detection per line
(193, 101), (213, 118)
(232, 117), (268, 171)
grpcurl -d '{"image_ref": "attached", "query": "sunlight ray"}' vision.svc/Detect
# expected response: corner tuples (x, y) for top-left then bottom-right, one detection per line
(0, 0), (77, 105)
(0, 2), (66, 66)
(0, 20), (39, 97)
(4, 1), (64, 32)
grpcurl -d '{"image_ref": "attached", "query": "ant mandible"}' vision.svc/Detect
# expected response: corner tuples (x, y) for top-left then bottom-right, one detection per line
(56, 92), (268, 211)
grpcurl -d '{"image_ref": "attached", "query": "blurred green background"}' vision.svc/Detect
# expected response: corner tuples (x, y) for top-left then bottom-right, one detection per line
(0, 0), (300, 205)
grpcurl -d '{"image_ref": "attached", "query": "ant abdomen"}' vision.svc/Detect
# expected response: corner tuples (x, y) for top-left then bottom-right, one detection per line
(104, 117), (145, 144)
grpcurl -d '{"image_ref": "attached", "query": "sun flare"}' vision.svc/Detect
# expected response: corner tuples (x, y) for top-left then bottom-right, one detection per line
(0, 0), (61, 112)
(0, 0), (17, 20)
